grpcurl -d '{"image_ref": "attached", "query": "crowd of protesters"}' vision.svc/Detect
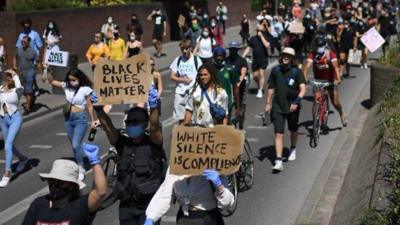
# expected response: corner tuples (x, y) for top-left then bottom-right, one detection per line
(0, 0), (399, 224)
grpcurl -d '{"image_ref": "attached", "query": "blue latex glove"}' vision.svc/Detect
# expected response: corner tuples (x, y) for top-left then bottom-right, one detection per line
(143, 218), (154, 225)
(148, 87), (158, 109)
(90, 91), (98, 103)
(203, 169), (222, 188)
(82, 143), (101, 165)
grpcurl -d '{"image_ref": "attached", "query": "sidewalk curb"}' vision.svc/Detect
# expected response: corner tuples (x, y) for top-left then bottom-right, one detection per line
(22, 105), (65, 123)
(295, 81), (370, 225)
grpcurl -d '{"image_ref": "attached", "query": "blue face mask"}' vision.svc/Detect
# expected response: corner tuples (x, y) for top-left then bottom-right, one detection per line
(126, 125), (145, 138)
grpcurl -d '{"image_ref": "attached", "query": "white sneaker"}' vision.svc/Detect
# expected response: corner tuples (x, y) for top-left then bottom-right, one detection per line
(272, 160), (283, 171)
(0, 176), (10, 187)
(256, 90), (263, 99)
(78, 166), (85, 181)
(363, 63), (368, 69)
(288, 149), (296, 161)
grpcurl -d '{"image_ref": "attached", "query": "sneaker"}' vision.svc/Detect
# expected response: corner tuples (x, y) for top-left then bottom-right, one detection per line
(256, 90), (263, 99)
(78, 166), (85, 181)
(0, 176), (11, 187)
(343, 73), (350, 78)
(272, 160), (283, 171)
(363, 63), (368, 69)
(288, 149), (296, 161)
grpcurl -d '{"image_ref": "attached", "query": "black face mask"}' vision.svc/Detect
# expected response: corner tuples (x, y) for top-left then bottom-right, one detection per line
(280, 63), (291, 72)
(48, 185), (70, 201)
(229, 50), (238, 59)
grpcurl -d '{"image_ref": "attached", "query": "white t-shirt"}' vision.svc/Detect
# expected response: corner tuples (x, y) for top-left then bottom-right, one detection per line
(170, 55), (202, 95)
(62, 82), (93, 110)
(186, 85), (228, 127)
(197, 36), (216, 58)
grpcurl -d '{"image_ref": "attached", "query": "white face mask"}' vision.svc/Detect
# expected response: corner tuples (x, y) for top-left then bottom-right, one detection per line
(48, 23), (54, 29)
(211, 22), (216, 27)
(108, 18), (113, 24)
(130, 35), (136, 41)
(203, 31), (209, 37)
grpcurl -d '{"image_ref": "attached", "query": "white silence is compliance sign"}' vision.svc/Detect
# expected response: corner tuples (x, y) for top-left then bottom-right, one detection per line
(44, 50), (69, 67)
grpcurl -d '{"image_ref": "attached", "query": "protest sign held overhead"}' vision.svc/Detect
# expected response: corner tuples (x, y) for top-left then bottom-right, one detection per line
(361, 27), (385, 53)
(288, 20), (305, 34)
(178, 14), (186, 27)
(44, 50), (69, 67)
(94, 53), (153, 105)
(170, 125), (245, 176)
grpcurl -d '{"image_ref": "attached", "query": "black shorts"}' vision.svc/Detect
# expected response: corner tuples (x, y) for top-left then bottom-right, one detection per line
(237, 79), (247, 114)
(152, 33), (163, 41)
(252, 60), (268, 71)
(271, 110), (300, 134)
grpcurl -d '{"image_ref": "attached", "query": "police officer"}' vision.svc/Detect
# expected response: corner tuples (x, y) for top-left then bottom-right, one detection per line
(265, 47), (306, 172)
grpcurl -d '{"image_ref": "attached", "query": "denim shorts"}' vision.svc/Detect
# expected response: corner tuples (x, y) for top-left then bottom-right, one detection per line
(22, 69), (35, 94)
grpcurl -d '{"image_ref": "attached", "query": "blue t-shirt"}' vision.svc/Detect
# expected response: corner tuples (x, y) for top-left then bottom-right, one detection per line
(16, 30), (43, 55)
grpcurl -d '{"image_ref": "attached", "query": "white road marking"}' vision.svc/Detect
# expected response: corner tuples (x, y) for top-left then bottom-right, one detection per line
(108, 112), (125, 116)
(29, 145), (53, 150)
(56, 133), (67, 136)
(162, 90), (173, 93)
(246, 126), (268, 130)
(161, 216), (176, 222)
(168, 84), (176, 88)
(0, 159), (17, 164)
(247, 138), (259, 143)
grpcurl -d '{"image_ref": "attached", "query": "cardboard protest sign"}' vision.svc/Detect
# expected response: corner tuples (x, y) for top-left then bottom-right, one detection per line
(178, 14), (186, 27)
(288, 20), (305, 34)
(94, 53), (153, 105)
(361, 27), (385, 53)
(44, 50), (69, 67)
(170, 125), (245, 176)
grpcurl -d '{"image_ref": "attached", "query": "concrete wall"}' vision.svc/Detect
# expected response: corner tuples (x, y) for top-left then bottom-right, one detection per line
(370, 63), (400, 106)
(0, 0), (255, 66)
(330, 105), (382, 225)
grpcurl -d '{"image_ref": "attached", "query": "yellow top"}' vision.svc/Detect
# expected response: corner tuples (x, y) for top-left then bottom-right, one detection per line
(85, 43), (110, 65)
(108, 38), (126, 61)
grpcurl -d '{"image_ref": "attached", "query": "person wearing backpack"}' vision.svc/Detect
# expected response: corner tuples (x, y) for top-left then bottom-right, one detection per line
(193, 27), (216, 64)
(170, 39), (202, 124)
(265, 48), (306, 172)
(93, 100), (166, 225)
(142, 63), (233, 225)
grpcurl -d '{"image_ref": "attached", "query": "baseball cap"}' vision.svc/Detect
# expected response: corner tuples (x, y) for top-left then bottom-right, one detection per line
(125, 107), (149, 125)
(228, 41), (241, 49)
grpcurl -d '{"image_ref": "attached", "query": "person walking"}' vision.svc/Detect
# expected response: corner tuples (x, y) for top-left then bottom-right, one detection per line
(42, 20), (61, 53)
(47, 68), (96, 181)
(242, 24), (271, 99)
(142, 64), (233, 225)
(126, 13), (144, 41)
(265, 47), (306, 172)
(239, 14), (251, 45)
(101, 16), (118, 43)
(216, 1), (228, 34)
(180, 17), (202, 49)
(170, 39), (202, 124)
(13, 36), (38, 115)
(0, 37), (7, 75)
(124, 32), (143, 58)
(86, 32), (110, 71)
(147, 9), (167, 58)
(21, 144), (107, 225)
(0, 69), (28, 187)
(210, 16), (224, 47)
(193, 26), (216, 64)
(108, 30), (125, 61)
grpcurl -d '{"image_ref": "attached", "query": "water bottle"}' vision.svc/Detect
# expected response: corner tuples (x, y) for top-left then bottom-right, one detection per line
(88, 128), (97, 142)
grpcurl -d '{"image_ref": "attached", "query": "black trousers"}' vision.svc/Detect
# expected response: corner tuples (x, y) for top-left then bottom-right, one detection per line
(176, 208), (225, 225)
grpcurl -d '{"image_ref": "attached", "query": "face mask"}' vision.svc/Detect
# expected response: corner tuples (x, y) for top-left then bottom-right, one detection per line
(114, 33), (119, 39)
(157, 11), (162, 15)
(126, 125), (145, 138)
(229, 50), (238, 58)
(130, 35), (136, 41)
(203, 14), (208, 19)
(69, 80), (79, 87)
(281, 63), (291, 71)
(192, 24), (199, 30)
(317, 47), (326, 57)
(24, 27), (31, 34)
(108, 19), (113, 24)
(214, 58), (225, 67)
(211, 22), (216, 27)
(305, 14), (311, 19)
(48, 185), (70, 201)
(49, 23), (54, 29)
(344, 24), (349, 29)
(203, 31), (209, 37)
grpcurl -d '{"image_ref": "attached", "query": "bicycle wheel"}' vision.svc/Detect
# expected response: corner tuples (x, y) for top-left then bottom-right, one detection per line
(238, 139), (254, 191)
(311, 104), (321, 148)
(98, 153), (119, 210)
(322, 95), (330, 128)
(220, 174), (238, 217)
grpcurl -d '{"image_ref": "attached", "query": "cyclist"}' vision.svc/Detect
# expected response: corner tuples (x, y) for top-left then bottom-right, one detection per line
(93, 99), (166, 225)
(265, 47), (306, 172)
(226, 41), (248, 129)
(143, 63), (233, 225)
(303, 34), (348, 128)
(213, 47), (240, 122)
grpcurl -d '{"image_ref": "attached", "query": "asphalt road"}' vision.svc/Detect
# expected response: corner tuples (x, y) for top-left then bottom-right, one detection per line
(0, 51), (371, 225)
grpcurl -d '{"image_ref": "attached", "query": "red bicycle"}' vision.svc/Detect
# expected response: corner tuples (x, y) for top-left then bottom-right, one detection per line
(310, 80), (334, 148)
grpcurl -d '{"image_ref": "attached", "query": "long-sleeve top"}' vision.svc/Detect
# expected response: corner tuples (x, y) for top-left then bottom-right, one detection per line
(0, 75), (24, 116)
(146, 167), (234, 222)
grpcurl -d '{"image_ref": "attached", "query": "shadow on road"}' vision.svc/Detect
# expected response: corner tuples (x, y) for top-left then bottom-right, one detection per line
(257, 145), (291, 164)
(10, 158), (40, 181)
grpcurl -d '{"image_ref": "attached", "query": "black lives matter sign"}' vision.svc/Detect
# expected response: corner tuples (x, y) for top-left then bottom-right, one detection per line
(45, 50), (69, 67)
(94, 54), (152, 105)
(170, 125), (245, 175)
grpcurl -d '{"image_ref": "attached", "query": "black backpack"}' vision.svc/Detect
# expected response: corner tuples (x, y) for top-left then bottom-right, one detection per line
(177, 55), (200, 72)
(115, 135), (167, 208)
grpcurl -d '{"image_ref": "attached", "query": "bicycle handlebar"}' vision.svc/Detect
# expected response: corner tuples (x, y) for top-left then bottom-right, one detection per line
(309, 80), (333, 88)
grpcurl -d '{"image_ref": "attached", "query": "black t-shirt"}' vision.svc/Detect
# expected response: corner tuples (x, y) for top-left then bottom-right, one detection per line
(152, 14), (166, 35)
(248, 34), (269, 62)
(227, 55), (248, 74)
(268, 65), (306, 114)
(379, 16), (391, 37)
(339, 27), (355, 49)
(22, 195), (92, 225)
